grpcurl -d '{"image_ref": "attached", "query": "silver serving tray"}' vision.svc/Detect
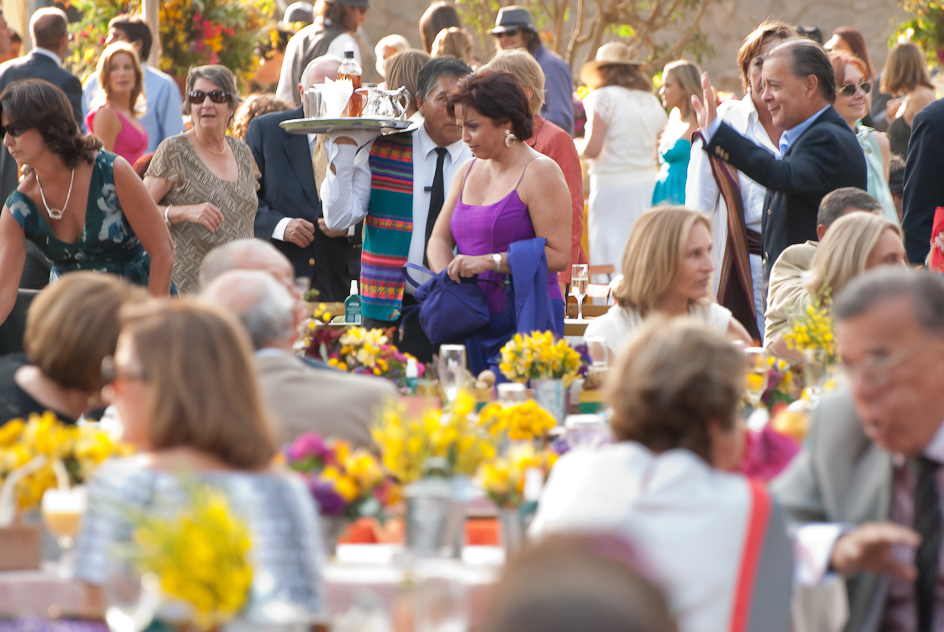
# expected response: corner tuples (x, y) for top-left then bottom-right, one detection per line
(280, 117), (412, 135)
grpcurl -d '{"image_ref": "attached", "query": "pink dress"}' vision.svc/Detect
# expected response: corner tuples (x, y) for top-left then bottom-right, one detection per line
(85, 105), (148, 166)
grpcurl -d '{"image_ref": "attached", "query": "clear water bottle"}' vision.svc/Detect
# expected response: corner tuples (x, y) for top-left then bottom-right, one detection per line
(345, 280), (362, 324)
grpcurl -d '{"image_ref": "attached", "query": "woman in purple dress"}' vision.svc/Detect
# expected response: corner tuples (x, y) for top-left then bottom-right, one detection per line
(427, 70), (571, 373)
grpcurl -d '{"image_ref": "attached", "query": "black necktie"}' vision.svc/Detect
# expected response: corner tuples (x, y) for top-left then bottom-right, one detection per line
(914, 456), (942, 632)
(423, 147), (448, 265)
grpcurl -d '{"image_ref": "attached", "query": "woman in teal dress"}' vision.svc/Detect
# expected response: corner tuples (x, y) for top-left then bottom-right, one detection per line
(0, 79), (173, 325)
(652, 60), (701, 206)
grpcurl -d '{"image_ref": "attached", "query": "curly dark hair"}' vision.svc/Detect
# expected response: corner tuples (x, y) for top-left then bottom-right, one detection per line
(448, 70), (533, 142)
(0, 79), (101, 169)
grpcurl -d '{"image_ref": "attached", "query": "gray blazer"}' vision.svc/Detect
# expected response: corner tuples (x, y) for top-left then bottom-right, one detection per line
(254, 351), (397, 448)
(771, 390), (893, 632)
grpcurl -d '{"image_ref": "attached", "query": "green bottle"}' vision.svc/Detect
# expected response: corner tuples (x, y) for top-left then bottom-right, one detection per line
(345, 280), (362, 324)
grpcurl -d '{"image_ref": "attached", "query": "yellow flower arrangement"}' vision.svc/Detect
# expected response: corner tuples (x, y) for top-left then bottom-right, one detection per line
(371, 392), (498, 484)
(475, 443), (557, 508)
(783, 286), (837, 365)
(131, 484), (253, 630)
(0, 412), (131, 509)
(499, 331), (584, 386)
(478, 400), (557, 441)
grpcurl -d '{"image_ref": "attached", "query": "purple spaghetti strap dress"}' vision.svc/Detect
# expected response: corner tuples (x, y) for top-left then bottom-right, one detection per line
(449, 158), (564, 373)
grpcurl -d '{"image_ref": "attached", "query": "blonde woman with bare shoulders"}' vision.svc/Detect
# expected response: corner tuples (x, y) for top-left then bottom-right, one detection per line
(584, 207), (751, 363)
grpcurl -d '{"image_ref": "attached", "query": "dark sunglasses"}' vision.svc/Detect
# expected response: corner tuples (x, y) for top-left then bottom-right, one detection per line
(493, 28), (519, 38)
(838, 81), (872, 97)
(189, 89), (231, 104)
(101, 355), (148, 385)
(0, 125), (27, 138)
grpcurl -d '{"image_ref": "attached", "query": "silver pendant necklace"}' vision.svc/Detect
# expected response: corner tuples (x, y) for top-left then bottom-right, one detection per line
(35, 168), (75, 221)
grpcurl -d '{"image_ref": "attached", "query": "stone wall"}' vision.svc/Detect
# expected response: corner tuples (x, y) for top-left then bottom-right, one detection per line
(361, 0), (908, 94)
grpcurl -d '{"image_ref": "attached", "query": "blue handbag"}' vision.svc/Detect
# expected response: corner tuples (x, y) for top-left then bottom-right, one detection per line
(402, 262), (495, 345)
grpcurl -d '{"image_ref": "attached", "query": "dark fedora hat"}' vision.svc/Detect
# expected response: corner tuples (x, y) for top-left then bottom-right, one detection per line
(489, 6), (535, 35)
(331, 0), (370, 8)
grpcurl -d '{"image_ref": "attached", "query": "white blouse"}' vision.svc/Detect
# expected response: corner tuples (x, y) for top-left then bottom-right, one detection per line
(583, 86), (667, 175)
(584, 302), (732, 355)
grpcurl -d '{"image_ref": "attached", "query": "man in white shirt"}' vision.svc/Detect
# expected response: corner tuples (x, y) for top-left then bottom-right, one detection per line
(81, 15), (184, 154)
(322, 56), (472, 362)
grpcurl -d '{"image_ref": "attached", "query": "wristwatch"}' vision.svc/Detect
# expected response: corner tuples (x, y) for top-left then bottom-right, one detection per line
(492, 253), (502, 273)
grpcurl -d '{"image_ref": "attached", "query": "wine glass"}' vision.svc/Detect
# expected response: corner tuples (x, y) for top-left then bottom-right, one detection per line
(743, 347), (769, 409)
(438, 344), (466, 403)
(497, 383), (528, 406)
(584, 335), (608, 389)
(41, 486), (87, 579)
(571, 264), (589, 320)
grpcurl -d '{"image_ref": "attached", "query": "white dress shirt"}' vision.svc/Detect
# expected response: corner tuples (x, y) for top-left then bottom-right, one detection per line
(686, 95), (780, 335)
(32, 47), (62, 67)
(321, 123), (471, 273)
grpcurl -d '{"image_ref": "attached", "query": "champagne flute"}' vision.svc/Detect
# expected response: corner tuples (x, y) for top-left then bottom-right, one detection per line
(497, 383), (528, 406)
(743, 347), (769, 408)
(438, 344), (466, 403)
(584, 335), (609, 389)
(571, 264), (589, 320)
(41, 486), (87, 579)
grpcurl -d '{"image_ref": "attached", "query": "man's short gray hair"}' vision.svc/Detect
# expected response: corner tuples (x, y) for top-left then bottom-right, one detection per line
(834, 268), (944, 337)
(202, 270), (296, 350)
(199, 239), (286, 289)
(301, 55), (342, 90)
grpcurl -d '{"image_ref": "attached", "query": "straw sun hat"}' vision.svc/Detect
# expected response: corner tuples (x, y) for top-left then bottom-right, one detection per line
(579, 42), (643, 86)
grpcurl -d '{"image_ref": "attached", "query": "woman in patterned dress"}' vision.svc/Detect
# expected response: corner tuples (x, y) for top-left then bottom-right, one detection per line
(0, 79), (173, 325)
(144, 65), (260, 294)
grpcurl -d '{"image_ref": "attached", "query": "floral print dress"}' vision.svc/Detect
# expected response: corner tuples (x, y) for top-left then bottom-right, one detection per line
(6, 150), (154, 286)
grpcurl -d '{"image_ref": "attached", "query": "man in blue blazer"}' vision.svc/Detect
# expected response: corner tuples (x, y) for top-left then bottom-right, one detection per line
(246, 56), (359, 302)
(695, 39), (867, 283)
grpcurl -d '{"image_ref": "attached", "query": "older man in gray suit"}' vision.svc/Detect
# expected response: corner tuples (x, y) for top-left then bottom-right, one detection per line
(200, 242), (396, 447)
(772, 268), (944, 632)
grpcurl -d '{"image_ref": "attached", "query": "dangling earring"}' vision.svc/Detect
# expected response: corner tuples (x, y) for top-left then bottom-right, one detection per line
(504, 129), (517, 147)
